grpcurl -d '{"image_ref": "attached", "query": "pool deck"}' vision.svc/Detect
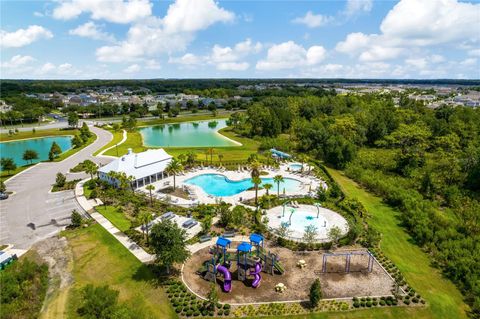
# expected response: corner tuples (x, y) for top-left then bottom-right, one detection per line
(137, 163), (327, 207)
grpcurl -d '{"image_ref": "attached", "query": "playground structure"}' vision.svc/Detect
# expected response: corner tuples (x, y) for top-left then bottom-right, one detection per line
(204, 234), (285, 292)
(321, 251), (374, 273)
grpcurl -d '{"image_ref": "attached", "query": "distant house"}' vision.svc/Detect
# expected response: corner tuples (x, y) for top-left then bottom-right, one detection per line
(98, 148), (173, 189)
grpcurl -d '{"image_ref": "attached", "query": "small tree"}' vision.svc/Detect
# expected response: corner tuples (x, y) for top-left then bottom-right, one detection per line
(276, 222), (291, 240)
(149, 219), (190, 274)
(77, 284), (119, 319)
(263, 183), (273, 196)
(1, 158), (17, 174)
(252, 176), (262, 207)
(22, 149), (39, 164)
(84, 160), (98, 180)
(309, 279), (322, 308)
(72, 135), (84, 148)
(71, 209), (82, 228)
(207, 284), (218, 311)
(55, 172), (66, 188)
(0, 181), (6, 193)
(303, 224), (318, 247)
(145, 184), (155, 206)
(165, 158), (183, 189)
(68, 112), (79, 128)
(327, 226), (342, 248)
(48, 141), (62, 161)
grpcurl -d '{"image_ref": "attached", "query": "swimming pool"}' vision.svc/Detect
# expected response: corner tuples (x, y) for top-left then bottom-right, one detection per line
(139, 119), (239, 147)
(266, 205), (349, 242)
(184, 173), (302, 197)
(0, 136), (72, 167)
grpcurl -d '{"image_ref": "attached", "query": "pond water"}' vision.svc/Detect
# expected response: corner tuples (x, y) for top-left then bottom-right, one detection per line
(184, 173), (302, 197)
(139, 119), (238, 147)
(0, 136), (72, 167)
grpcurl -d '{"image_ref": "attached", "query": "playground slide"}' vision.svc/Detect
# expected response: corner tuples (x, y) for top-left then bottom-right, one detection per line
(216, 265), (232, 292)
(274, 261), (285, 274)
(250, 262), (262, 288)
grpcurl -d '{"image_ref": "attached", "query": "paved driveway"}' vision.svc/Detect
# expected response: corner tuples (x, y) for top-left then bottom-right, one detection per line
(0, 126), (113, 249)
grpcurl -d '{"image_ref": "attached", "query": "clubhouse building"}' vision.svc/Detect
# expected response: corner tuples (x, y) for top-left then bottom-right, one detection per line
(98, 148), (172, 189)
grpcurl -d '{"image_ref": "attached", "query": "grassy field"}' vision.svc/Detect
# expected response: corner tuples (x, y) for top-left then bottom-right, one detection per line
(92, 129), (123, 156)
(95, 205), (132, 232)
(326, 168), (469, 319)
(0, 128), (78, 142)
(41, 224), (176, 319)
(1, 165), (31, 182)
(103, 130), (147, 156)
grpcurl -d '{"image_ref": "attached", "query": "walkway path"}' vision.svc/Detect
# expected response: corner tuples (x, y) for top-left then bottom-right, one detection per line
(1, 126), (113, 249)
(74, 178), (155, 263)
(97, 129), (127, 157)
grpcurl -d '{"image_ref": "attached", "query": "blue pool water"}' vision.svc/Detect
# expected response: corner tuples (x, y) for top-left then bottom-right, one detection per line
(184, 173), (302, 197)
(0, 136), (72, 167)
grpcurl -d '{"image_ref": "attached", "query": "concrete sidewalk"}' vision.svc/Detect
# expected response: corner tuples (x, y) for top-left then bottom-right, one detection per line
(74, 178), (154, 263)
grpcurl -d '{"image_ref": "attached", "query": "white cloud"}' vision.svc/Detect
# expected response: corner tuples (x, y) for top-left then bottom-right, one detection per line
(468, 49), (480, 57)
(1, 55), (36, 68)
(163, 0), (235, 33)
(460, 58), (477, 66)
(169, 38), (261, 71)
(38, 62), (56, 74)
(145, 59), (161, 70)
(168, 53), (202, 66)
(33, 11), (44, 17)
(52, 0), (152, 24)
(96, 0), (235, 63)
(0, 25), (53, 48)
(256, 41), (326, 71)
(344, 0), (373, 17)
(69, 21), (115, 42)
(123, 64), (141, 73)
(292, 11), (332, 28)
(336, 0), (480, 62)
(405, 58), (428, 69)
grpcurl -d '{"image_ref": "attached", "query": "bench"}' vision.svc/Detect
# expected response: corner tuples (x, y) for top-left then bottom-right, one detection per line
(160, 211), (175, 221)
(199, 234), (212, 243)
(182, 219), (198, 229)
(223, 230), (236, 238)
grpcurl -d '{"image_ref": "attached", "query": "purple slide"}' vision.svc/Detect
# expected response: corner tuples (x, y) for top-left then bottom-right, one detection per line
(216, 265), (232, 292)
(250, 262), (262, 288)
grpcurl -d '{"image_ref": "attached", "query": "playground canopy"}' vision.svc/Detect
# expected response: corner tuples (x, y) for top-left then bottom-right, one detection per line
(237, 242), (252, 253)
(270, 148), (292, 159)
(216, 237), (231, 248)
(249, 233), (264, 247)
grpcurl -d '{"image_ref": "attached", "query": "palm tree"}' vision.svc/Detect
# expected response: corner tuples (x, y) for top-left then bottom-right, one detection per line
(298, 154), (307, 172)
(250, 160), (261, 179)
(165, 158), (183, 189)
(252, 176), (262, 207)
(145, 184), (155, 206)
(273, 175), (284, 197)
(218, 154), (224, 166)
(107, 171), (119, 187)
(204, 149), (209, 163)
(139, 212), (153, 244)
(263, 183), (273, 196)
(208, 148), (214, 164)
(84, 161), (98, 180)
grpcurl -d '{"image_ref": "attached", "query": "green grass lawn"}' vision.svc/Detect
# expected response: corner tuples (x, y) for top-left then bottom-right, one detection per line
(95, 205), (132, 232)
(54, 134), (96, 162)
(1, 165), (32, 182)
(60, 224), (175, 319)
(326, 168), (469, 319)
(0, 128), (79, 142)
(93, 129), (123, 156)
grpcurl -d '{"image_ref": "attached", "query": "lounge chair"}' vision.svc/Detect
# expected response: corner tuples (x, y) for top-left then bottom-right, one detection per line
(161, 211), (175, 221)
(182, 219), (198, 229)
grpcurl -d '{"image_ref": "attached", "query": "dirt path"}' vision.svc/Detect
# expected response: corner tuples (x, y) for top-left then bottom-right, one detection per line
(31, 236), (74, 319)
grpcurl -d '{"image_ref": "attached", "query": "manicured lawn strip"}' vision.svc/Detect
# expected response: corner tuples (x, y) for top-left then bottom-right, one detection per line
(0, 165), (31, 182)
(327, 168), (469, 319)
(95, 205), (132, 232)
(0, 128), (79, 142)
(54, 134), (96, 162)
(62, 224), (175, 319)
(92, 129), (122, 155)
(104, 131), (146, 157)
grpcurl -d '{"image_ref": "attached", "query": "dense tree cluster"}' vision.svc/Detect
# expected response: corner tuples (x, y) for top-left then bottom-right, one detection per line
(235, 93), (480, 315)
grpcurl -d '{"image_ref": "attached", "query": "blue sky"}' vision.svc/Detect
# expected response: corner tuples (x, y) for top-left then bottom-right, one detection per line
(1, 0), (479, 79)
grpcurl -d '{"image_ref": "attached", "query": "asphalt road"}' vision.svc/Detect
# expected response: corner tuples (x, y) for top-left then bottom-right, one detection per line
(0, 126), (113, 249)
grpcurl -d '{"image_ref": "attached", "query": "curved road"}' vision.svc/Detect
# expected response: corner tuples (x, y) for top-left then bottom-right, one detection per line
(0, 126), (113, 249)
